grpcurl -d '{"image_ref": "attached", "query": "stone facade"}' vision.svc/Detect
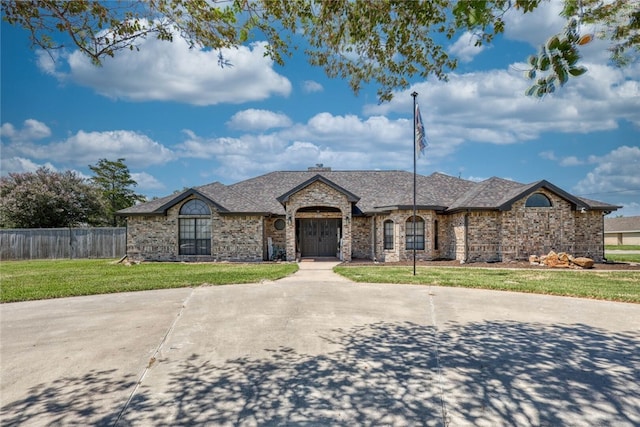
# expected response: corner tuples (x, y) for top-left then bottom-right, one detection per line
(126, 197), (264, 262)
(123, 179), (609, 264)
(369, 210), (439, 262)
(284, 181), (352, 261)
(213, 215), (264, 262)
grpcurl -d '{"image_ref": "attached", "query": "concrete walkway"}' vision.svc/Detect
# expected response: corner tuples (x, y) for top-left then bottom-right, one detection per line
(1, 261), (639, 426)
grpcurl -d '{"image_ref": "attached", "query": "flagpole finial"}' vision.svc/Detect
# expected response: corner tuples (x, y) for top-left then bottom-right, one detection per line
(411, 91), (418, 98)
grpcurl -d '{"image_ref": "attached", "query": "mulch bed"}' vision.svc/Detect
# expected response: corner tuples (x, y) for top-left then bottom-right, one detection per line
(346, 259), (640, 271)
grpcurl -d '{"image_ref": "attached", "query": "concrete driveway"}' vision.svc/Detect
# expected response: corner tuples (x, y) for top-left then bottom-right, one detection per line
(1, 261), (639, 426)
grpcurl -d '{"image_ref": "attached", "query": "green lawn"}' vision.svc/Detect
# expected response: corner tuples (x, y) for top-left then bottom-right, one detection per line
(0, 259), (298, 303)
(334, 266), (640, 303)
(605, 253), (640, 263)
(605, 245), (640, 251)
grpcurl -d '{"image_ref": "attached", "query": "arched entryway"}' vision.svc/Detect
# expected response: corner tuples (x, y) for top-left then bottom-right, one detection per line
(295, 207), (342, 258)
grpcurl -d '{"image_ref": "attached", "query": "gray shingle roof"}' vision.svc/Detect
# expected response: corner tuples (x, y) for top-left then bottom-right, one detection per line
(605, 216), (640, 232)
(118, 169), (619, 216)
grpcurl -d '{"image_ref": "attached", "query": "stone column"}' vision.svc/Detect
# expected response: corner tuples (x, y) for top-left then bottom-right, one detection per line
(284, 206), (297, 261)
(341, 210), (352, 261)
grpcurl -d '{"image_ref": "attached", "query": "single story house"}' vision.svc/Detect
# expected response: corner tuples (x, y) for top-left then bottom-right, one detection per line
(118, 166), (619, 263)
(604, 216), (640, 246)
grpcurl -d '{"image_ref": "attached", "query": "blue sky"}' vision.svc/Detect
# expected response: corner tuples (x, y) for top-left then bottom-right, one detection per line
(2, 2), (639, 216)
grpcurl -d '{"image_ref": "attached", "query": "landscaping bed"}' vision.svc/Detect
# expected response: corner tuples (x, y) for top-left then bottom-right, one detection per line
(346, 259), (640, 270)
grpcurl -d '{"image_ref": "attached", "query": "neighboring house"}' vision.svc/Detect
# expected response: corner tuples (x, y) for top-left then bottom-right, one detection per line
(117, 166), (619, 263)
(604, 216), (640, 246)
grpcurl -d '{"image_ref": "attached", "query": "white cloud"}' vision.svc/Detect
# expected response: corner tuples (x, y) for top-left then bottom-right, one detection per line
(503, 1), (566, 47)
(363, 58), (640, 146)
(44, 28), (291, 105)
(178, 110), (449, 182)
(559, 156), (583, 166)
(539, 151), (557, 161)
(302, 80), (324, 93)
(449, 32), (486, 63)
(0, 157), (57, 175)
(0, 119), (51, 143)
(574, 146), (640, 207)
(4, 129), (174, 169)
(35, 49), (67, 79)
(131, 172), (165, 191)
(611, 202), (640, 218)
(226, 109), (293, 131)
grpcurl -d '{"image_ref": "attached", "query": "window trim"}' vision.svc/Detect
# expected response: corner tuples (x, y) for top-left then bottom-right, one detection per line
(525, 193), (552, 208)
(178, 199), (212, 256)
(383, 219), (394, 250)
(433, 219), (439, 250)
(406, 216), (425, 251)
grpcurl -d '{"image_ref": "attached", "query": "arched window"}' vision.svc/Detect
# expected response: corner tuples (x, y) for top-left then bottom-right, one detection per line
(179, 199), (211, 255)
(406, 216), (425, 250)
(383, 220), (394, 250)
(180, 199), (211, 215)
(525, 193), (552, 207)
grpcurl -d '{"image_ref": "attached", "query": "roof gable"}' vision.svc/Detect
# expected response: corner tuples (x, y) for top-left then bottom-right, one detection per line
(118, 186), (229, 216)
(276, 174), (360, 205)
(447, 177), (524, 212)
(497, 180), (588, 211)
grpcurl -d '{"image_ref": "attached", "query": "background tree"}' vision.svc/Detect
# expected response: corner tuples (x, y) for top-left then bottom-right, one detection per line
(89, 158), (145, 226)
(0, 167), (104, 228)
(1, 0), (638, 100)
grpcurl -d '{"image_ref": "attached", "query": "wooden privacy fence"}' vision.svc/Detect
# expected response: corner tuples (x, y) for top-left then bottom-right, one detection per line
(0, 228), (126, 260)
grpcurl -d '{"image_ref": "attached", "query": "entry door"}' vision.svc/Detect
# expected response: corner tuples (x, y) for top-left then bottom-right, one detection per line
(300, 219), (339, 257)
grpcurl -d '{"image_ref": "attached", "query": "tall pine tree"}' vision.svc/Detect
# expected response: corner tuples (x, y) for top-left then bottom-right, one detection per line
(89, 158), (145, 226)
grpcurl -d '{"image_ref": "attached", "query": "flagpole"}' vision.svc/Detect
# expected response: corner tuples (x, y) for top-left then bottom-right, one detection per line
(411, 91), (418, 276)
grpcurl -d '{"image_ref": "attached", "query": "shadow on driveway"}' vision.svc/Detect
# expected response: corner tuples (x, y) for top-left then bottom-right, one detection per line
(5, 320), (634, 426)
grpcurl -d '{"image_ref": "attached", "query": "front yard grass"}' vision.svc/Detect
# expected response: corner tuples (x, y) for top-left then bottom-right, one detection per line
(334, 266), (640, 303)
(605, 245), (640, 251)
(605, 253), (640, 263)
(1, 259), (298, 303)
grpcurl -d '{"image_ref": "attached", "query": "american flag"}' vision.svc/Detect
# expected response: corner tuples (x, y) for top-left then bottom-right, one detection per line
(415, 103), (427, 156)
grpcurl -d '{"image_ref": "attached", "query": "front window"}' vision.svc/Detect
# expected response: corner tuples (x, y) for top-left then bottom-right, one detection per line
(384, 220), (394, 250)
(433, 219), (439, 250)
(179, 199), (211, 255)
(406, 216), (425, 250)
(525, 193), (552, 207)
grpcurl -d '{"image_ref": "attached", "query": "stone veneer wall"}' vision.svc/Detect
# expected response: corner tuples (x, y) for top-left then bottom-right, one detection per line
(449, 212), (466, 261)
(351, 216), (371, 259)
(500, 191), (575, 261)
(126, 197), (264, 262)
(369, 210), (436, 262)
(573, 210), (604, 260)
(126, 214), (179, 261)
(126, 190), (606, 263)
(264, 217), (287, 259)
(373, 215), (398, 262)
(213, 215), (264, 261)
(284, 181), (352, 261)
(466, 211), (502, 262)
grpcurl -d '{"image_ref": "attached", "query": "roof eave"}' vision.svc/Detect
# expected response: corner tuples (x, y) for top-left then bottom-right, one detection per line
(277, 174), (361, 205)
(367, 205), (447, 214)
(498, 180), (589, 211)
(117, 188), (229, 216)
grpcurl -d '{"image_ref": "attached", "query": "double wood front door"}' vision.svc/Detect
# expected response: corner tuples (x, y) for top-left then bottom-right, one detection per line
(298, 219), (340, 257)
